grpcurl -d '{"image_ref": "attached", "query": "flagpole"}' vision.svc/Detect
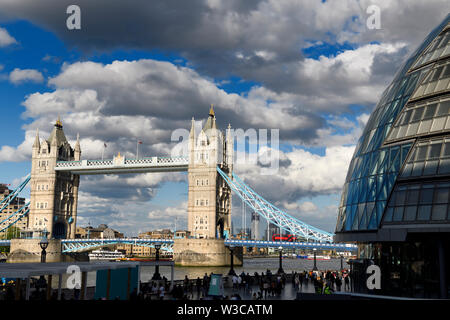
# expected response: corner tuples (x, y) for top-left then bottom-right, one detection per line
(101, 144), (104, 161)
(136, 140), (139, 159)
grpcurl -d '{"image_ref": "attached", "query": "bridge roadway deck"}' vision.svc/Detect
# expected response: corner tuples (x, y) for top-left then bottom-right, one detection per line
(1, 238), (357, 252)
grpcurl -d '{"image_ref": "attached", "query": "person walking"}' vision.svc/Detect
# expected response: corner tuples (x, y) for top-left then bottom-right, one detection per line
(299, 272), (304, 289)
(335, 274), (342, 292)
(344, 272), (350, 291)
(263, 278), (269, 299)
(158, 283), (165, 300)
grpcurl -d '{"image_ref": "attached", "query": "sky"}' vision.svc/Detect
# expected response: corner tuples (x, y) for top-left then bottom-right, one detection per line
(0, 0), (448, 237)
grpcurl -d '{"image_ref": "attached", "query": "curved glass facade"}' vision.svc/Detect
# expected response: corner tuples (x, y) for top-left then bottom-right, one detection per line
(336, 15), (450, 234)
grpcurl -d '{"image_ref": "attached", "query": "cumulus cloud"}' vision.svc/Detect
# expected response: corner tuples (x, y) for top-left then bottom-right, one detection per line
(0, 27), (17, 47)
(9, 68), (44, 84)
(0, 0), (446, 108)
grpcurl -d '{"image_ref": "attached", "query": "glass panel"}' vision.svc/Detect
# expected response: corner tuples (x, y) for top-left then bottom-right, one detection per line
(402, 162), (413, 177)
(404, 206), (417, 221)
(416, 145), (428, 161)
(431, 204), (447, 220)
(411, 162), (424, 176)
(406, 189), (419, 204)
(423, 160), (438, 175)
(417, 205), (431, 220)
(417, 119), (432, 134)
(395, 190), (406, 206)
(411, 107), (425, 121)
(419, 188), (434, 204)
(406, 122), (419, 136)
(393, 207), (404, 222)
(438, 158), (450, 174)
(401, 110), (413, 124)
(384, 207), (394, 222)
(430, 116), (446, 131)
(429, 143), (442, 158)
(434, 188), (448, 203)
(437, 100), (450, 116)
(443, 142), (450, 156)
(424, 103), (437, 118)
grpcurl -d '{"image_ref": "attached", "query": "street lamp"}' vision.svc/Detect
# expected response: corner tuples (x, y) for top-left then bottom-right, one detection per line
(39, 237), (49, 263)
(313, 248), (318, 271)
(151, 244), (162, 280)
(277, 246), (284, 274)
(228, 245), (236, 276)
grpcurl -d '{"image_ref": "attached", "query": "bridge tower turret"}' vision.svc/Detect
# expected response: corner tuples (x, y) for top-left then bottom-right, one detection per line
(28, 118), (80, 239)
(187, 106), (233, 239)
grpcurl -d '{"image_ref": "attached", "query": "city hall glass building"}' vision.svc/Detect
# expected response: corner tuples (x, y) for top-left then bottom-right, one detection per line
(335, 14), (450, 298)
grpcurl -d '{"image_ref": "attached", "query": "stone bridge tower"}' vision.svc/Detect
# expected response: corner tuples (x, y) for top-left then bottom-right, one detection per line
(29, 118), (80, 239)
(187, 106), (233, 239)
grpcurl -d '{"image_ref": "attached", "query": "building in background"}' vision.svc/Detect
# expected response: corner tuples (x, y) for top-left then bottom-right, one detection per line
(117, 229), (174, 257)
(0, 184), (27, 236)
(174, 230), (191, 238)
(335, 15), (450, 299)
(251, 212), (260, 240)
(75, 224), (123, 239)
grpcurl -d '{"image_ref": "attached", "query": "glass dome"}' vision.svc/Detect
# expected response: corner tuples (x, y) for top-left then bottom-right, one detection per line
(336, 14), (450, 234)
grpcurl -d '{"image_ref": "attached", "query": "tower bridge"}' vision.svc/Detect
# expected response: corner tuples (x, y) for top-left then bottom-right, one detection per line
(3, 107), (355, 265)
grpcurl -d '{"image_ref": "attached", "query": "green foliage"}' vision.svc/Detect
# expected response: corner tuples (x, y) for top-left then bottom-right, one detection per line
(0, 226), (21, 240)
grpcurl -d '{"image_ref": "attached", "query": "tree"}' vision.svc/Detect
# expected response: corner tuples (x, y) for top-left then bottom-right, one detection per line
(0, 226), (21, 240)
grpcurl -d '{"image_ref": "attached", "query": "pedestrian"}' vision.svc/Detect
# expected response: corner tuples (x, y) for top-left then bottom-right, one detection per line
(159, 283), (165, 300)
(263, 279), (269, 299)
(336, 275), (342, 292)
(344, 273), (350, 291)
(196, 277), (202, 297)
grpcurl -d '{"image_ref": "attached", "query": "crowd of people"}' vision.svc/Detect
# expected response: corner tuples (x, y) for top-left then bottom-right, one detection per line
(1, 268), (352, 300)
(292, 269), (351, 295)
(138, 268), (352, 300)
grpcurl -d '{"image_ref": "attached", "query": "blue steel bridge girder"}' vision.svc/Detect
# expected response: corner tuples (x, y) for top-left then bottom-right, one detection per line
(61, 238), (174, 253)
(225, 239), (357, 251)
(0, 175), (30, 213)
(217, 167), (334, 243)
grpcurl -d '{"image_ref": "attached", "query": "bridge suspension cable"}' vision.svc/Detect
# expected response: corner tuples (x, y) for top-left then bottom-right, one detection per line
(217, 167), (334, 243)
(0, 201), (30, 233)
(0, 174), (30, 213)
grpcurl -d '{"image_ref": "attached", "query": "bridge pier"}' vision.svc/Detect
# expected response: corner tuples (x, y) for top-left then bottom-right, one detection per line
(7, 239), (63, 263)
(173, 238), (242, 267)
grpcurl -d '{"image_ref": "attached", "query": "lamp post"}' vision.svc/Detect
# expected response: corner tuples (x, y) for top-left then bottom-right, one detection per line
(39, 238), (49, 263)
(340, 255), (344, 271)
(313, 248), (318, 271)
(277, 246), (284, 274)
(228, 246), (236, 276)
(152, 244), (162, 280)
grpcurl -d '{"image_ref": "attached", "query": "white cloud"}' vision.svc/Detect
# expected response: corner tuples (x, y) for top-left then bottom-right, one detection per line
(0, 27), (17, 47)
(9, 68), (44, 84)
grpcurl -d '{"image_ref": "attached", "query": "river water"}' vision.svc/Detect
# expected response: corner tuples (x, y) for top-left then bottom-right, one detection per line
(60, 257), (349, 288)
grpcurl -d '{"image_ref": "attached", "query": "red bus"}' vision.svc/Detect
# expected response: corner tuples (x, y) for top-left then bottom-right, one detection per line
(272, 234), (297, 242)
